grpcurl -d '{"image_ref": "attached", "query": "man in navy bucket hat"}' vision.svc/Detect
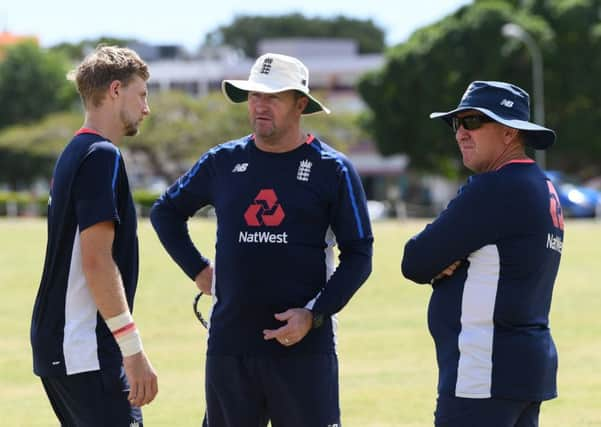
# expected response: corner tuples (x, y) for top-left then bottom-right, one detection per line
(402, 81), (563, 426)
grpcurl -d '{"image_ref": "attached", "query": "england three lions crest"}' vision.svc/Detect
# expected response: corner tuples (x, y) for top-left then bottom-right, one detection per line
(297, 159), (312, 182)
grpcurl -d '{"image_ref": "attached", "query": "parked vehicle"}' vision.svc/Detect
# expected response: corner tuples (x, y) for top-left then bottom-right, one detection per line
(545, 170), (601, 218)
(367, 200), (388, 220)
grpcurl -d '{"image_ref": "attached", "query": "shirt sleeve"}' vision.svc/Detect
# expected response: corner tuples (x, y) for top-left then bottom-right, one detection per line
(73, 143), (121, 231)
(311, 156), (374, 316)
(150, 153), (213, 280)
(401, 174), (503, 284)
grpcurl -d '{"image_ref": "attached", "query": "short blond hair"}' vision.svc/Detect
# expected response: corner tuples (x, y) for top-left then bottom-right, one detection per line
(68, 45), (149, 108)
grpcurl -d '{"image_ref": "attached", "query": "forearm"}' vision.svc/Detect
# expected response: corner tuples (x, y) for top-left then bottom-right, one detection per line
(83, 254), (130, 317)
(150, 200), (209, 280)
(402, 211), (471, 283)
(401, 237), (442, 284)
(80, 221), (142, 357)
(311, 243), (372, 316)
(402, 177), (503, 284)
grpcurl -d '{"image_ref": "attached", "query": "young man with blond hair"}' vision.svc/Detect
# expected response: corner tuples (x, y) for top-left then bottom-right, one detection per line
(31, 45), (157, 426)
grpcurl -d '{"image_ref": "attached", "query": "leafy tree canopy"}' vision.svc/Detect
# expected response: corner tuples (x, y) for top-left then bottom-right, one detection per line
(0, 90), (366, 187)
(204, 13), (386, 56)
(132, 90), (366, 180)
(0, 42), (78, 130)
(359, 0), (601, 177)
(0, 111), (82, 188)
(50, 37), (135, 61)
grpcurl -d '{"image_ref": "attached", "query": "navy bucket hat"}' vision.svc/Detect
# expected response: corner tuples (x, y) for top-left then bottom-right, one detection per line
(430, 81), (555, 149)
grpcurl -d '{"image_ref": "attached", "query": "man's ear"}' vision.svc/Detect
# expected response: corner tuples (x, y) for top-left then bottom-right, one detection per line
(504, 126), (520, 145)
(108, 80), (122, 99)
(297, 96), (309, 113)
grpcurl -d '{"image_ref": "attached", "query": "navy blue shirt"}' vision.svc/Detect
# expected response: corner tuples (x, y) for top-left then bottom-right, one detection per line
(31, 129), (139, 377)
(151, 135), (373, 356)
(402, 160), (563, 401)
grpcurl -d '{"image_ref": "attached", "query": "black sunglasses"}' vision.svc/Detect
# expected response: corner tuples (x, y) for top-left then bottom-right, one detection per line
(451, 114), (495, 132)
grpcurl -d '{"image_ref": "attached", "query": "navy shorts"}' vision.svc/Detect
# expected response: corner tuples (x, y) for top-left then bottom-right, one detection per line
(202, 353), (340, 427)
(41, 367), (142, 427)
(435, 395), (541, 427)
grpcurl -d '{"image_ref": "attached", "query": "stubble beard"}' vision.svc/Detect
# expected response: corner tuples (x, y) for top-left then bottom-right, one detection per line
(121, 109), (140, 137)
(252, 118), (277, 139)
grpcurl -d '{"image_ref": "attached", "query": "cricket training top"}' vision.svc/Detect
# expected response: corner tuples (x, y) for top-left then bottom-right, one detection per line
(31, 129), (138, 376)
(402, 160), (563, 401)
(151, 134), (373, 356)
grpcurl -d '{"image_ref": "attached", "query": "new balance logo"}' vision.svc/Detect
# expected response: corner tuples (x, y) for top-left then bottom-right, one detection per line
(260, 57), (273, 74)
(500, 99), (514, 108)
(297, 159), (312, 182)
(232, 163), (248, 173)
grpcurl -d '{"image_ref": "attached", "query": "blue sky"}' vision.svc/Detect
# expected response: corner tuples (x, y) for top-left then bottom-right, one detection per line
(2, 0), (471, 51)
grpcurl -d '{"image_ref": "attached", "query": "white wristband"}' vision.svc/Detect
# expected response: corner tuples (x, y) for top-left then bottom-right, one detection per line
(105, 312), (143, 357)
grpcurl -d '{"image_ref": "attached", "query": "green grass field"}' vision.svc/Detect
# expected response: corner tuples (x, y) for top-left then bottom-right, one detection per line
(1, 218), (600, 426)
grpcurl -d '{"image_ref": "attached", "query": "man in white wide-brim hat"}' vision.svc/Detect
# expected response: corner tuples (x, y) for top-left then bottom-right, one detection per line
(151, 53), (373, 427)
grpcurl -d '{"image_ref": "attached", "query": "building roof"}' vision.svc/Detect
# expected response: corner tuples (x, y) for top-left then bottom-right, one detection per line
(347, 141), (408, 176)
(0, 31), (38, 46)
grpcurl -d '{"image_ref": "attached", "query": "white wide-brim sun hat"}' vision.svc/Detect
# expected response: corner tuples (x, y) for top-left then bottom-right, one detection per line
(222, 53), (330, 115)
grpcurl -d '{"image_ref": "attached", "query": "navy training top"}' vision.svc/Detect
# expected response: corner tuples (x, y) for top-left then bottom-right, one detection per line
(31, 129), (139, 377)
(151, 134), (373, 356)
(402, 160), (563, 401)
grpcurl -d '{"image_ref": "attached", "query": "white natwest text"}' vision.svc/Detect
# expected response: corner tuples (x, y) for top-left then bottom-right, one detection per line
(546, 233), (563, 254)
(239, 231), (288, 244)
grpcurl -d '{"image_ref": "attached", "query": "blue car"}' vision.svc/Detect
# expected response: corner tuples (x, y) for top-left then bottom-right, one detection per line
(545, 170), (601, 218)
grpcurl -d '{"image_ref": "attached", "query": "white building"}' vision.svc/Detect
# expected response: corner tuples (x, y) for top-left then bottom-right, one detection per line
(145, 38), (384, 112)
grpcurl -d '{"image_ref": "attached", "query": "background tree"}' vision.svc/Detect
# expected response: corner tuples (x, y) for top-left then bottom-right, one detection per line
(0, 90), (366, 187)
(50, 37), (134, 61)
(0, 42), (77, 130)
(523, 0), (601, 176)
(131, 90), (366, 180)
(127, 91), (248, 181)
(0, 111), (81, 188)
(359, 0), (599, 177)
(204, 13), (386, 56)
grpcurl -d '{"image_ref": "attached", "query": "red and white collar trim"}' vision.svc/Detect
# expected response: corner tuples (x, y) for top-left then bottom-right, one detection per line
(75, 127), (102, 136)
